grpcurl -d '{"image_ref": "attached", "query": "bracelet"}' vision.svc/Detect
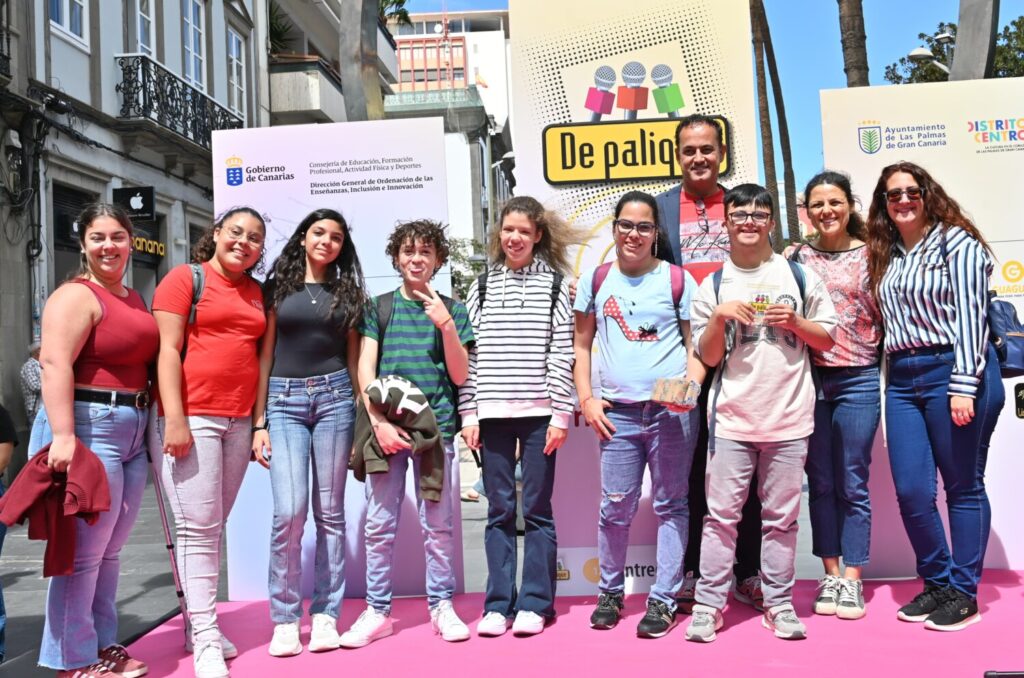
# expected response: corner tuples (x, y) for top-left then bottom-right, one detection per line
(436, 315), (454, 329)
(580, 395), (594, 407)
(251, 423), (268, 433)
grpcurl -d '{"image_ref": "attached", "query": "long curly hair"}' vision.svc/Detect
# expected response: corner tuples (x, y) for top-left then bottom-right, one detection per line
(866, 161), (991, 295)
(264, 208), (368, 330)
(71, 202), (134, 280)
(803, 170), (867, 241)
(191, 206), (267, 276)
(486, 196), (584, 275)
(385, 219), (451, 276)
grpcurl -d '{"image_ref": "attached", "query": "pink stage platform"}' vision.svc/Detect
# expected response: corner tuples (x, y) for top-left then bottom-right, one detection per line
(130, 570), (1024, 677)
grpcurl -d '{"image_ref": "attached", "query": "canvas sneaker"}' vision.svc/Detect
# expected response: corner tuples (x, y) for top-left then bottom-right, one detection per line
(477, 611), (511, 637)
(589, 592), (624, 630)
(762, 603), (807, 640)
(512, 610), (546, 636)
(636, 599), (676, 639)
(98, 644), (147, 678)
(685, 604), (724, 643)
(813, 574), (842, 615)
(431, 600), (471, 642)
(339, 607), (394, 648)
(676, 571), (698, 615)
(836, 578), (867, 620)
(193, 640), (230, 678)
(186, 632), (238, 659)
(897, 584), (946, 622)
(734, 575), (765, 611)
(924, 588), (981, 632)
(268, 621), (302, 657)
(309, 613), (341, 652)
(57, 663), (125, 678)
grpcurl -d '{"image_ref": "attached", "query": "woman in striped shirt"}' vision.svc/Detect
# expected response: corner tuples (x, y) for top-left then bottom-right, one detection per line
(866, 161), (1005, 632)
(459, 196), (576, 637)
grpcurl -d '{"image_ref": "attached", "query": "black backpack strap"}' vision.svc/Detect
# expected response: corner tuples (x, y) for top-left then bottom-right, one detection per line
(712, 267), (723, 304)
(550, 272), (564, 317)
(181, 263), (205, 360)
(374, 291), (396, 375)
(787, 259), (807, 310)
(437, 293), (463, 430)
(476, 272), (488, 309)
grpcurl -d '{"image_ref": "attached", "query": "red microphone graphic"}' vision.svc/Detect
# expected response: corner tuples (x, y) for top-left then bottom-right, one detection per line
(651, 64), (684, 118)
(617, 61), (648, 121)
(585, 66), (616, 122)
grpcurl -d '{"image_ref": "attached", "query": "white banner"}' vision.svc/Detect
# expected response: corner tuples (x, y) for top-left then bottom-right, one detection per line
(211, 118), (463, 600)
(821, 77), (1024, 574)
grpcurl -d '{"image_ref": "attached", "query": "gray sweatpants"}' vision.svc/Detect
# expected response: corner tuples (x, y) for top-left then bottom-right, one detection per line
(694, 437), (808, 611)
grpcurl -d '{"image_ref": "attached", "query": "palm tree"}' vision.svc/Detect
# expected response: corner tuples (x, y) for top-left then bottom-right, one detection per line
(380, 0), (412, 27)
(339, 0), (385, 121)
(837, 0), (869, 86)
(750, 0), (781, 248)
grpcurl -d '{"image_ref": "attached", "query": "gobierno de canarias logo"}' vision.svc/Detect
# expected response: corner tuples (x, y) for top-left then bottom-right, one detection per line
(225, 155), (296, 186)
(226, 156), (243, 186)
(542, 61), (731, 185)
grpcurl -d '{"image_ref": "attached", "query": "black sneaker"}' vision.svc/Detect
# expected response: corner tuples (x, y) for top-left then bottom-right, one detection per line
(590, 592), (624, 629)
(924, 589), (981, 631)
(636, 599), (676, 638)
(897, 584), (946, 622)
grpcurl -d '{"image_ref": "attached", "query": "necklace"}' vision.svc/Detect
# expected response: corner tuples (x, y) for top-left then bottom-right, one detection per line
(304, 283), (324, 305)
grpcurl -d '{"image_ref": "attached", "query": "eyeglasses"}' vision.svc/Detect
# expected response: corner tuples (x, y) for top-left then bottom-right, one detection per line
(884, 187), (925, 203)
(222, 226), (265, 247)
(727, 211), (771, 226)
(694, 198), (710, 233)
(613, 219), (657, 236)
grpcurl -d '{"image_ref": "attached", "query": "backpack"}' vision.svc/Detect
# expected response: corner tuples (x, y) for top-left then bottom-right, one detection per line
(180, 263), (205, 360)
(592, 261), (687, 332)
(477, 270), (564, 319)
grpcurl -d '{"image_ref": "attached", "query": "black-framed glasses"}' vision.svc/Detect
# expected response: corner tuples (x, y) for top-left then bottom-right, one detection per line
(613, 219), (657, 236)
(727, 211), (771, 226)
(884, 187), (925, 203)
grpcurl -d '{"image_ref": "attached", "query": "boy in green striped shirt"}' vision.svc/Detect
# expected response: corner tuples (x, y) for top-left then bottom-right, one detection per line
(341, 220), (475, 649)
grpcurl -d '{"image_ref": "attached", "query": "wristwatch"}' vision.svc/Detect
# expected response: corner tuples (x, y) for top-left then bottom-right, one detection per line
(252, 423), (269, 433)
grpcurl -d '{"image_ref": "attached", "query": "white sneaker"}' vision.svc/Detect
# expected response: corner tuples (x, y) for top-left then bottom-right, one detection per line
(309, 613), (341, 652)
(477, 611), (510, 637)
(338, 608), (393, 648)
(194, 640), (230, 678)
(430, 600), (470, 642)
(511, 610), (546, 636)
(186, 632), (238, 660)
(268, 621), (302, 657)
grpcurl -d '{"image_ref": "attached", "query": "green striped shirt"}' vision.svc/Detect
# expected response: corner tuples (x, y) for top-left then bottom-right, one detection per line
(361, 290), (474, 435)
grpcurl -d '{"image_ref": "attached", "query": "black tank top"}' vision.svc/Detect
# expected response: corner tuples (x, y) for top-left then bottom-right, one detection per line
(271, 284), (350, 378)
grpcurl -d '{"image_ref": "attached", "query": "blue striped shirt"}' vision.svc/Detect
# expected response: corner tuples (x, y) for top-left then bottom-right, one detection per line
(878, 224), (992, 397)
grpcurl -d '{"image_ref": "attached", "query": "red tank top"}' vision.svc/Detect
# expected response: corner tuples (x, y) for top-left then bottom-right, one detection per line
(72, 280), (160, 391)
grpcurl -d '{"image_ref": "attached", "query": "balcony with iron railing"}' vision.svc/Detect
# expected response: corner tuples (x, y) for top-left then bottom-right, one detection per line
(114, 53), (243, 151)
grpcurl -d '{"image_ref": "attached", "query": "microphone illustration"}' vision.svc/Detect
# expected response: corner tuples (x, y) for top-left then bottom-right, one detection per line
(617, 61), (648, 121)
(651, 64), (684, 119)
(585, 66), (616, 122)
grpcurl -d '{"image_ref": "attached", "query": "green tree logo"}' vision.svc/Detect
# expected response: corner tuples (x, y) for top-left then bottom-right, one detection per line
(858, 125), (882, 154)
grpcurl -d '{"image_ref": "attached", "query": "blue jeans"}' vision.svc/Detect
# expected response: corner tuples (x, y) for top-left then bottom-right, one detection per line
(364, 438), (457, 612)
(598, 402), (697, 609)
(266, 369), (355, 623)
(481, 416), (557, 619)
(806, 365), (880, 566)
(28, 403), (149, 670)
(885, 345), (1005, 598)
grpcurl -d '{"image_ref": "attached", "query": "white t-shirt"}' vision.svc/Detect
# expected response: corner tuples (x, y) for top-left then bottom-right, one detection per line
(690, 254), (838, 442)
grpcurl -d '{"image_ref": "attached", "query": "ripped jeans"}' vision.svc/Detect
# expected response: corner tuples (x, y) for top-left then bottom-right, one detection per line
(597, 401), (697, 609)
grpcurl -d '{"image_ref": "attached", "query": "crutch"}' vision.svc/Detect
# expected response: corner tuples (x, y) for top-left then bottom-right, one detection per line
(145, 408), (193, 648)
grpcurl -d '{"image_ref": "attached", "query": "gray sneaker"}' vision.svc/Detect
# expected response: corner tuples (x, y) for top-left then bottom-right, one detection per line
(762, 603), (807, 640)
(836, 578), (866, 620)
(684, 604), (724, 643)
(813, 574), (841, 615)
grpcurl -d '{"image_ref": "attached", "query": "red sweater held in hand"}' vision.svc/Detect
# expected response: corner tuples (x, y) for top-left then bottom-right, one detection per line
(0, 439), (111, 576)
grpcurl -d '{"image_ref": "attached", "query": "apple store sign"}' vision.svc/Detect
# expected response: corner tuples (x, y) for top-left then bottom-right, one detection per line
(112, 186), (155, 222)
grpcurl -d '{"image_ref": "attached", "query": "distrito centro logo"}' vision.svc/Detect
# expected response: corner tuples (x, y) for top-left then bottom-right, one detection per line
(226, 156), (243, 187)
(858, 120), (882, 154)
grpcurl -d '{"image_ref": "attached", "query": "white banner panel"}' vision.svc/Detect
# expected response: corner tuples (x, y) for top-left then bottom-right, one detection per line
(821, 77), (1024, 574)
(509, 0), (759, 594)
(211, 118), (464, 600)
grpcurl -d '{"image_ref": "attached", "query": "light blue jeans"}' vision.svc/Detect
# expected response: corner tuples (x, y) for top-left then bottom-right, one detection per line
(266, 369), (355, 623)
(29, 402), (149, 670)
(597, 401), (698, 609)
(364, 438), (457, 613)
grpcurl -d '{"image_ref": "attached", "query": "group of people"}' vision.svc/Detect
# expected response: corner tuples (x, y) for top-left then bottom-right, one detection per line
(17, 113), (1005, 677)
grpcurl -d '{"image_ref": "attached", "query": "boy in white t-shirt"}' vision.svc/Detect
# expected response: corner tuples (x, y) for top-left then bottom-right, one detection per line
(685, 184), (838, 643)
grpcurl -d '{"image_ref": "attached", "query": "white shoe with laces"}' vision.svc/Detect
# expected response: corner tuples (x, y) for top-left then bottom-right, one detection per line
(268, 621), (302, 657)
(186, 632), (238, 660)
(194, 640), (230, 678)
(309, 613), (341, 652)
(477, 611), (511, 637)
(512, 611), (546, 636)
(339, 607), (393, 648)
(430, 600), (470, 642)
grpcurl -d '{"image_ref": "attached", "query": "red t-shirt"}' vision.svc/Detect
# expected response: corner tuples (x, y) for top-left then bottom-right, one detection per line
(678, 187), (730, 284)
(153, 262), (266, 417)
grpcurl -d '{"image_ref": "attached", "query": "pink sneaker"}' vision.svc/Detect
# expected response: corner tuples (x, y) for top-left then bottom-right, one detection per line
(98, 645), (148, 678)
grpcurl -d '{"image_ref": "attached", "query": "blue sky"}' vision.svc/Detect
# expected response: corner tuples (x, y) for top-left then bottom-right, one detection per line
(408, 0), (1024, 185)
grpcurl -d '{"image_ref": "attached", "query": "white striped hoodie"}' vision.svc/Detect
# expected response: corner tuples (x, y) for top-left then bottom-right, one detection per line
(458, 259), (575, 428)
